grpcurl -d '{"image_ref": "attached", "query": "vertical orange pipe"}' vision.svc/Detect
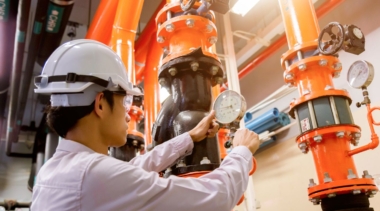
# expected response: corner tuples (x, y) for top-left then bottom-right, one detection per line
(144, 38), (162, 146)
(110, 0), (144, 84)
(278, 0), (320, 48)
(135, 0), (166, 83)
(85, 0), (119, 45)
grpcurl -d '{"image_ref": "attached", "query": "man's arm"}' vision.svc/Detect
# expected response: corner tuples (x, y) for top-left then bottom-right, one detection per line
(128, 132), (193, 172)
(82, 146), (253, 211)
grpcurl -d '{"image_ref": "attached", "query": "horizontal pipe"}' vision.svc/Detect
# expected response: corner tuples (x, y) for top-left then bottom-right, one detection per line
(238, 0), (345, 80)
(245, 108), (279, 125)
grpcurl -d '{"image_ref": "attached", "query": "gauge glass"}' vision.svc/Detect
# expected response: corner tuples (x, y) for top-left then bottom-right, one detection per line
(353, 28), (363, 39)
(347, 60), (374, 89)
(213, 90), (246, 124)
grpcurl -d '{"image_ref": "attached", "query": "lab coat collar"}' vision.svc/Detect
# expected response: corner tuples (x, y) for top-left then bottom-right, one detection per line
(56, 138), (95, 154)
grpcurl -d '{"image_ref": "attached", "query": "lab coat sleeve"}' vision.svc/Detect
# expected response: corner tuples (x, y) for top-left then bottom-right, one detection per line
(128, 132), (194, 172)
(82, 146), (253, 211)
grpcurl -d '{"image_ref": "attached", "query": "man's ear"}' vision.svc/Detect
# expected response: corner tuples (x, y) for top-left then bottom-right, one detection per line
(94, 92), (105, 118)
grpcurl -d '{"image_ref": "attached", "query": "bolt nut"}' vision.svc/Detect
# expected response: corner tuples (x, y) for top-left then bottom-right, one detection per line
(325, 85), (333, 90)
(328, 193), (336, 198)
(206, 24), (213, 33)
(157, 36), (165, 43)
(168, 68), (177, 76)
(333, 71), (340, 78)
(354, 132), (361, 139)
(319, 59), (328, 66)
(285, 73), (294, 80)
(299, 142), (308, 154)
(298, 64), (306, 71)
(186, 19), (195, 28)
(303, 89), (310, 96)
(310, 198), (320, 205)
(214, 77), (224, 85)
(324, 172), (332, 183)
(209, 36), (218, 45)
(353, 190), (361, 195)
(190, 62), (199, 71)
(309, 179), (316, 187)
(210, 66), (219, 75)
(165, 23), (175, 32)
(334, 62), (342, 70)
(200, 157), (211, 165)
(132, 140), (138, 146)
(159, 78), (166, 86)
(314, 135), (322, 143)
(362, 170), (372, 179)
(336, 131), (345, 138)
(347, 169), (357, 179)
(287, 83), (294, 88)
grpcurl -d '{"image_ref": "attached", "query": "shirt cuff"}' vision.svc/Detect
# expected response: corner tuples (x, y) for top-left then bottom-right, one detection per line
(170, 132), (194, 157)
(230, 146), (252, 162)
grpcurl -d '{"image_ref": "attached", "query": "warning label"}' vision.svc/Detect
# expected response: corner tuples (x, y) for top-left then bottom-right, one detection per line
(301, 118), (310, 132)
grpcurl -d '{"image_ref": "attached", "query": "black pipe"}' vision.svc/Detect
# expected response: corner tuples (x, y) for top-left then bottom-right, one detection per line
(37, 0), (75, 66)
(5, 0), (31, 156)
(8, 0), (49, 146)
(0, 0), (19, 140)
(11, 0), (74, 146)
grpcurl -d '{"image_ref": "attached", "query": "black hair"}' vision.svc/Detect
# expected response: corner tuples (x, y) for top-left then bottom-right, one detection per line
(46, 90), (114, 138)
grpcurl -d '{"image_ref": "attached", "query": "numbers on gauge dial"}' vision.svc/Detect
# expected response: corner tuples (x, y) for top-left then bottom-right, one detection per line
(215, 94), (242, 123)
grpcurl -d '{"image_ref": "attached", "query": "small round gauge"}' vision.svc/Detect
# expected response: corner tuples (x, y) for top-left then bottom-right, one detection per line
(347, 60), (374, 89)
(353, 27), (363, 39)
(213, 90), (247, 124)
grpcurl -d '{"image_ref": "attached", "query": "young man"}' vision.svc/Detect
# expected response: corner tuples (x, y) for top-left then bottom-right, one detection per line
(31, 39), (260, 211)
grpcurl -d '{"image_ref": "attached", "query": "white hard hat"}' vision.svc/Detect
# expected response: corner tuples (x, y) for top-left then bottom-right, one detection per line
(34, 39), (142, 107)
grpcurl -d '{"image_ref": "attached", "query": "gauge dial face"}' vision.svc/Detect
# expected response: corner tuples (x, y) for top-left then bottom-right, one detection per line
(353, 28), (363, 39)
(213, 90), (246, 124)
(347, 60), (374, 89)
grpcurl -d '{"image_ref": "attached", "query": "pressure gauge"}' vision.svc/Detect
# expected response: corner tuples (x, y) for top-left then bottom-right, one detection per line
(347, 60), (374, 89)
(213, 90), (247, 125)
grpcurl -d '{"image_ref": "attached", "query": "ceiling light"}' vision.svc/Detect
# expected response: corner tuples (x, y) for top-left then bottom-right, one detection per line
(231, 0), (260, 16)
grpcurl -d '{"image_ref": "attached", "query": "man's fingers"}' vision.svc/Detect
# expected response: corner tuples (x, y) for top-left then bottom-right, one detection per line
(206, 110), (216, 121)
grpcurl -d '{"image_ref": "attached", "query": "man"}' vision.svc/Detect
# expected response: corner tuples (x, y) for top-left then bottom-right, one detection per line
(31, 39), (260, 211)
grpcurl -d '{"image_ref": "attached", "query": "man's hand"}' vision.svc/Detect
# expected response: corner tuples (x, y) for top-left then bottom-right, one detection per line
(188, 110), (219, 142)
(233, 129), (260, 154)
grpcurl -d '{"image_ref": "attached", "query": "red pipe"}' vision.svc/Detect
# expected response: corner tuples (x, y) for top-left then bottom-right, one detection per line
(143, 38), (162, 146)
(238, 0), (344, 80)
(85, 0), (119, 45)
(135, 0), (166, 83)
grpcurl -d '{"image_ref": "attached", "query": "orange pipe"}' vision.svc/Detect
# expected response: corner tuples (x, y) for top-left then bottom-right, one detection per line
(238, 0), (344, 80)
(110, 0), (144, 85)
(85, 0), (119, 45)
(110, 0), (145, 141)
(144, 38), (162, 146)
(135, 0), (167, 83)
(348, 105), (380, 156)
(278, 0), (320, 48)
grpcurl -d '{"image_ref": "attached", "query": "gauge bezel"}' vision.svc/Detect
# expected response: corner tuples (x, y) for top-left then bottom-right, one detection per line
(213, 90), (247, 125)
(347, 60), (375, 89)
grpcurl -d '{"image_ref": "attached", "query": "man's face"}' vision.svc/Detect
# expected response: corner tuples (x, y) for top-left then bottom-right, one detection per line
(101, 94), (131, 147)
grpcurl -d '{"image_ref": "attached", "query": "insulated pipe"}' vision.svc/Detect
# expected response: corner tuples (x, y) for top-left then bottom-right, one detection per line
(36, 0), (75, 66)
(143, 37), (162, 147)
(11, 0), (49, 144)
(0, 0), (18, 139)
(5, 0), (31, 153)
(44, 132), (59, 161)
(135, 0), (166, 83)
(238, 0), (344, 80)
(85, 0), (118, 45)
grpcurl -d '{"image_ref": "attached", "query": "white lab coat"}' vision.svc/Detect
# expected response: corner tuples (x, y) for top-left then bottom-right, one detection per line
(31, 132), (253, 211)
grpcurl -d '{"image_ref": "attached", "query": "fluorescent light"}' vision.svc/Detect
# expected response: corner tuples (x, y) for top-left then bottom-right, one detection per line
(231, 0), (260, 16)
